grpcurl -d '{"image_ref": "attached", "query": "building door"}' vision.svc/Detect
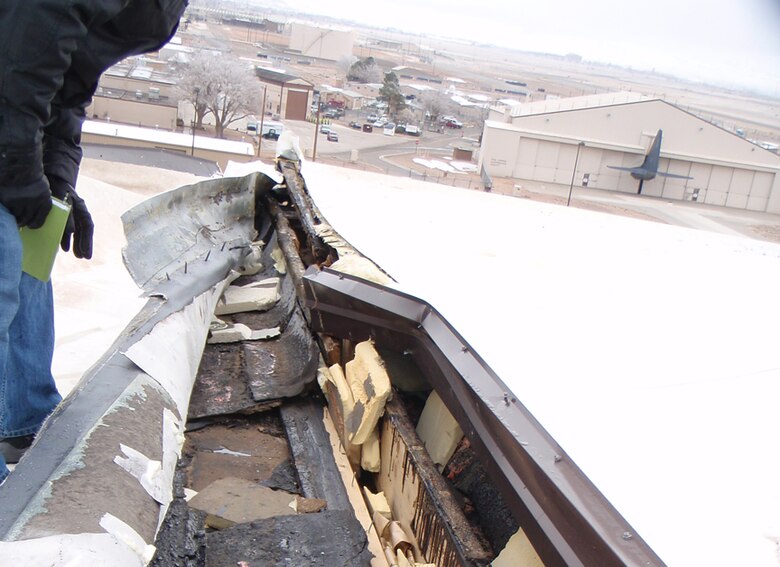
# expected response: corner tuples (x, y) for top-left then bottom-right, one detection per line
(285, 90), (308, 120)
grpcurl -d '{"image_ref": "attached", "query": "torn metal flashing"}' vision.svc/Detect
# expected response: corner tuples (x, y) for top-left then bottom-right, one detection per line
(122, 172), (267, 292)
(0, 173), (264, 562)
(303, 266), (664, 567)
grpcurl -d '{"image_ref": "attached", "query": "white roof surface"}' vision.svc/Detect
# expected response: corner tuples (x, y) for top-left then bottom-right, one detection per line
(298, 161), (780, 567)
(52, 161), (208, 397)
(49, 157), (780, 566)
(82, 121), (255, 156)
(509, 90), (650, 117)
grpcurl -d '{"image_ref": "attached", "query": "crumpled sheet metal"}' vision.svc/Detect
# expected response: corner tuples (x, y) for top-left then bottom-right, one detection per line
(122, 172), (268, 292)
(0, 173), (271, 566)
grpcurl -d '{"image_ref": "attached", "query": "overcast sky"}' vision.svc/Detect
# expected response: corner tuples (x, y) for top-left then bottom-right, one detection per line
(277, 0), (780, 95)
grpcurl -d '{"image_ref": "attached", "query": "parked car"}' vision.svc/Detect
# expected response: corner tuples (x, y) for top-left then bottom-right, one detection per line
(444, 118), (463, 128)
(362, 123), (373, 133)
(373, 118), (387, 128)
(327, 131), (339, 142)
(367, 113), (379, 122)
(323, 107), (344, 119)
(383, 123), (396, 136)
(349, 121), (362, 130)
(405, 125), (421, 136)
(319, 124), (331, 134)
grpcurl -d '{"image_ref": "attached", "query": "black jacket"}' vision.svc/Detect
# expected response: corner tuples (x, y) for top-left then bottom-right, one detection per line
(0, 0), (187, 187)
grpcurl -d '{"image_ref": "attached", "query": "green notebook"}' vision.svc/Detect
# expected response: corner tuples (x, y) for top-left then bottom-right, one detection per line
(20, 197), (72, 282)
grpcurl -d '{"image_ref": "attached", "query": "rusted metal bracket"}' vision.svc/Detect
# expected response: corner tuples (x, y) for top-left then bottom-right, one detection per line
(381, 396), (493, 566)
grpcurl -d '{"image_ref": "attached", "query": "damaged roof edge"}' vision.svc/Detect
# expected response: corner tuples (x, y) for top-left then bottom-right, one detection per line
(121, 172), (266, 292)
(0, 174), (263, 550)
(303, 266), (665, 567)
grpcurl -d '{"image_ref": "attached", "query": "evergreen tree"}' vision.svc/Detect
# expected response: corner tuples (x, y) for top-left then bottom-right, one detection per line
(379, 72), (406, 118)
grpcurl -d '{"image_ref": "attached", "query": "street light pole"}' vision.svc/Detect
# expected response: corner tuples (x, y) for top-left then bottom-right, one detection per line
(312, 100), (322, 163)
(567, 141), (585, 207)
(257, 85), (267, 157)
(191, 87), (200, 156)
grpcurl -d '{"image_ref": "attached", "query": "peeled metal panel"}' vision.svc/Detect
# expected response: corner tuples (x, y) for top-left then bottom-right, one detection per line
(730, 169), (753, 196)
(121, 174), (261, 291)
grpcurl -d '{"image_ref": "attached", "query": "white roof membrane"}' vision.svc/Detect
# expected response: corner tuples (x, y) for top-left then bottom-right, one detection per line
(301, 162), (780, 567)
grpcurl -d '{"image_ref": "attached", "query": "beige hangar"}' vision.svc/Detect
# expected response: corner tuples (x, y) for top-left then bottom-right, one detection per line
(289, 23), (355, 62)
(478, 94), (780, 213)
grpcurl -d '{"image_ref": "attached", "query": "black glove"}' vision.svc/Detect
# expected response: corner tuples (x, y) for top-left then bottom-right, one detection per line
(0, 147), (52, 228)
(47, 177), (94, 260)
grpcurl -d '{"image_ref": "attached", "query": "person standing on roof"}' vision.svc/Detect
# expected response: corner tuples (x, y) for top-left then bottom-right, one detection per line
(0, 0), (188, 484)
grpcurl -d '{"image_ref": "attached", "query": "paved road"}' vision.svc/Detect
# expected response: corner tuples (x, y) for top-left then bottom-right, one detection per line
(282, 118), (479, 173)
(567, 184), (780, 240)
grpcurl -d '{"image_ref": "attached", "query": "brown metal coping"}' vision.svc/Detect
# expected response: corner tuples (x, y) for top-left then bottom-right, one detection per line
(303, 266), (665, 567)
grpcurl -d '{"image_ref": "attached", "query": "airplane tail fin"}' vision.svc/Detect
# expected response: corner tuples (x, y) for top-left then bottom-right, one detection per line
(640, 130), (663, 172)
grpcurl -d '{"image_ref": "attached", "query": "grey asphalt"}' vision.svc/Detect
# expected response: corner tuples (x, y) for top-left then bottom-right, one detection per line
(566, 184), (780, 241)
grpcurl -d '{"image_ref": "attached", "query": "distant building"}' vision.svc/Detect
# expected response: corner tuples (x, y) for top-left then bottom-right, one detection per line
(81, 120), (254, 170)
(348, 83), (382, 100)
(366, 37), (404, 52)
(158, 42), (194, 63)
(288, 22), (354, 62)
(88, 58), (181, 130)
(99, 59), (178, 98)
(88, 87), (178, 131)
(480, 92), (780, 213)
(318, 85), (367, 111)
(255, 67), (314, 121)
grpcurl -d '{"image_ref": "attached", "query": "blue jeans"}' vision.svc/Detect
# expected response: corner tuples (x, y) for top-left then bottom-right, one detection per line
(0, 204), (61, 482)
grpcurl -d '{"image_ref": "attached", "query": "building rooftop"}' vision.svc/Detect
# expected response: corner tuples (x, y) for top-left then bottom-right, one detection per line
(509, 90), (650, 117)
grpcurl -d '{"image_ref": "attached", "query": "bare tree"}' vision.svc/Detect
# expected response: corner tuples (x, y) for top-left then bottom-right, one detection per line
(178, 52), (260, 138)
(347, 57), (382, 83)
(395, 107), (416, 125)
(337, 55), (357, 79)
(177, 51), (212, 127)
(418, 90), (455, 124)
